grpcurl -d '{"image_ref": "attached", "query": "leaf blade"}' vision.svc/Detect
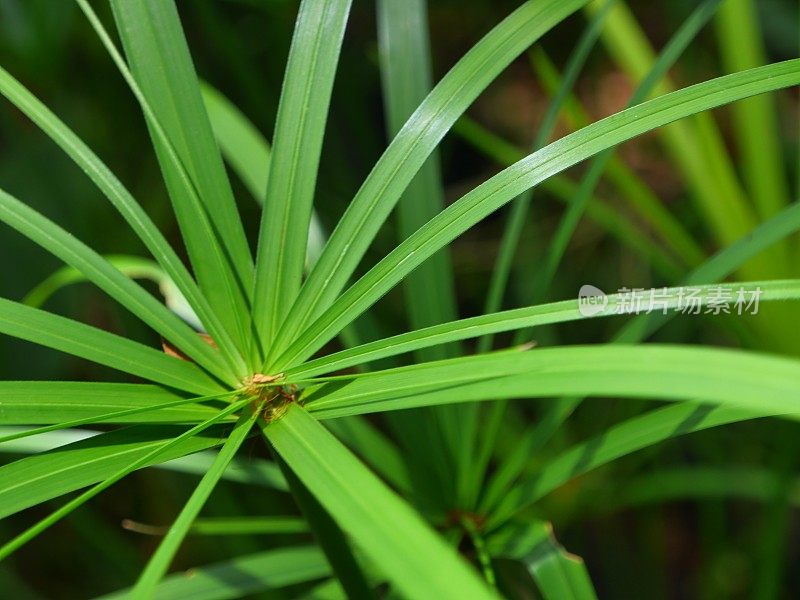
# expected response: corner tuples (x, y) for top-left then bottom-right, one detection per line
(253, 0), (353, 355)
(0, 186), (234, 385)
(0, 382), (225, 425)
(98, 547), (330, 600)
(490, 520), (598, 600)
(131, 410), (260, 597)
(0, 62), (246, 378)
(302, 344), (800, 420)
(0, 297), (222, 395)
(271, 0), (592, 358)
(109, 0), (254, 288)
(276, 61), (800, 366)
(287, 280), (800, 380)
(262, 405), (500, 600)
(0, 425), (231, 520)
(487, 403), (767, 527)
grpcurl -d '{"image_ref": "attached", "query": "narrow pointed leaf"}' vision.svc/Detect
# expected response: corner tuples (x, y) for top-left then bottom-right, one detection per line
(262, 405), (499, 600)
(275, 453), (375, 599)
(0, 399), (249, 560)
(200, 82), (328, 272)
(98, 547), (330, 600)
(535, 0), (722, 308)
(490, 520), (598, 600)
(271, 0), (591, 357)
(24, 255), (162, 308)
(109, 0), (254, 287)
(588, 0), (787, 280)
(302, 345), (800, 420)
(287, 279), (800, 379)
(377, 0), (460, 353)
(480, 198), (800, 511)
(0, 297), (222, 395)
(0, 427), (287, 490)
(200, 82), (272, 202)
(275, 61), (800, 366)
(253, 0), (353, 354)
(453, 117), (689, 278)
(479, 0), (613, 352)
(377, 0), (472, 508)
(324, 417), (412, 494)
(488, 403), (773, 527)
(0, 425), (233, 520)
(0, 382), (224, 425)
(0, 187), (234, 384)
(83, 0), (252, 356)
(715, 0), (789, 220)
(0, 64), (246, 378)
(131, 410), (259, 597)
(23, 255), (205, 331)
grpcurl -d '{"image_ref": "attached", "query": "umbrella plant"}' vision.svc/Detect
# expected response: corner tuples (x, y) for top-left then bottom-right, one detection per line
(0, 0), (798, 597)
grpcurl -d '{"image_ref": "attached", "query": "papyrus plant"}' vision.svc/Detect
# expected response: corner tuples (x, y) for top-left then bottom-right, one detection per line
(0, 0), (798, 597)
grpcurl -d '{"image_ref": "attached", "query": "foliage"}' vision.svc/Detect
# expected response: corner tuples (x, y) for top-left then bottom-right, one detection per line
(0, 0), (797, 597)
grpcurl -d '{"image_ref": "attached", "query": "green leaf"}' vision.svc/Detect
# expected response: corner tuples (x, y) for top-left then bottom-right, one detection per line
(377, 0), (460, 353)
(0, 398), (249, 560)
(528, 48), (705, 269)
(23, 255), (205, 331)
(0, 392), (242, 448)
(287, 279), (800, 379)
(198, 81), (415, 508)
(275, 452), (375, 599)
(453, 118), (686, 279)
(182, 517), (308, 536)
(487, 403), (768, 527)
(23, 255), (162, 308)
(587, 0), (785, 279)
(480, 400), (583, 517)
(616, 202), (800, 343)
(302, 344), (800, 420)
(478, 198), (800, 511)
(535, 0), (722, 308)
(200, 82), (328, 271)
(0, 424), (232, 520)
(131, 410), (260, 597)
(98, 546), (330, 600)
(715, 0), (790, 220)
(82, 0), (253, 358)
(0, 381), (226, 425)
(253, 0), (353, 357)
(0, 62), (246, 378)
(377, 0), (473, 511)
(0, 297), (222, 395)
(490, 520), (598, 600)
(472, 2), (724, 480)
(471, 14), (692, 497)
(478, 0), (614, 352)
(275, 60), (800, 367)
(324, 416), (412, 494)
(302, 579), (347, 600)
(262, 404), (499, 600)
(154, 450), (286, 491)
(270, 0), (591, 360)
(0, 427), (287, 491)
(105, 0), (254, 276)
(108, 0), (254, 293)
(0, 186), (234, 385)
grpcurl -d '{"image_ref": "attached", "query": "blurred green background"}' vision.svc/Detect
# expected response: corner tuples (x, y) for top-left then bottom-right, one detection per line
(0, 0), (798, 597)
